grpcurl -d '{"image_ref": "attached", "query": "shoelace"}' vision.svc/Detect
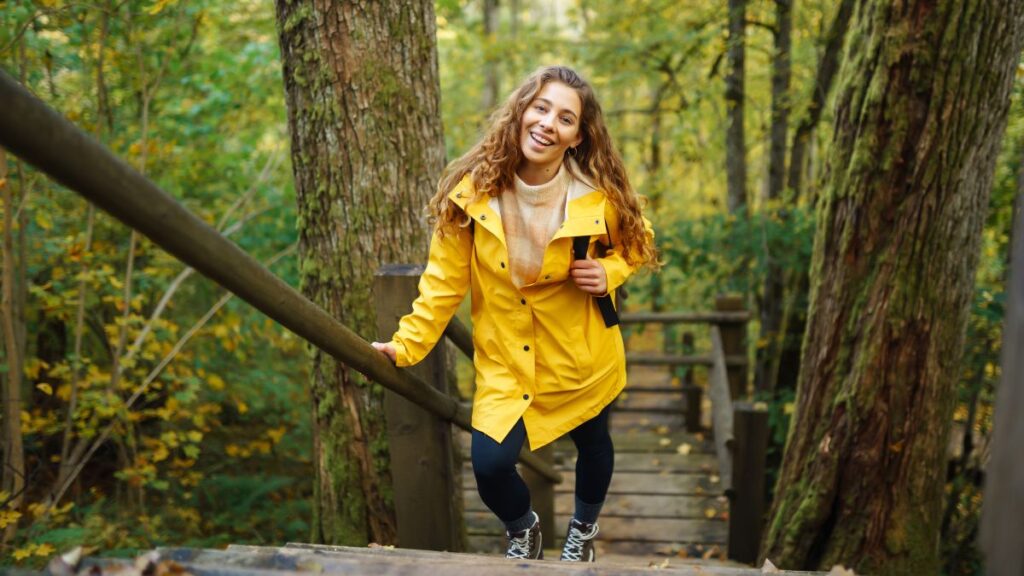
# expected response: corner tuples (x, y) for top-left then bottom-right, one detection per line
(561, 526), (588, 561)
(506, 531), (532, 559)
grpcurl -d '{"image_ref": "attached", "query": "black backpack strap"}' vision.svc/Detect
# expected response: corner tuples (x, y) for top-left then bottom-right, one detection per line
(572, 235), (619, 328)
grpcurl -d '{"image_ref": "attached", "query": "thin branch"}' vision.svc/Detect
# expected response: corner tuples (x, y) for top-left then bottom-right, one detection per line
(48, 243), (297, 512)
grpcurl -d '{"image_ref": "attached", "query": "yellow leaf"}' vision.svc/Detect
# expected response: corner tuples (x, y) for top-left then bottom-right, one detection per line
(208, 374), (225, 391)
(676, 443), (692, 455)
(187, 431), (203, 443)
(266, 427), (287, 444)
(36, 383), (53, 396)
(34, 543), (56, 557)
(0, 510), (22, 528)
(236, 400), (248, 414)
(213, 325), (229, 338)
(658, 437), (671, 447)
(152, 444), (169, 463)
(12, 546), (34, 561)
(704, 508), (716, 519)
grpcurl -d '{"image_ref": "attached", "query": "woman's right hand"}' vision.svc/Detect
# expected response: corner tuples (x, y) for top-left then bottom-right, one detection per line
(371, 342), (397, 363)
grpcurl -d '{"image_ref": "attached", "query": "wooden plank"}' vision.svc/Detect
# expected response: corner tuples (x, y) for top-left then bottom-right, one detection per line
(464, 470), (724, 496)
(375, 266), (463, 552)
(466, 513), (727, 543)
(614, 390), (685, 411)
(608, 411), (686, 429)
(465, 492), (728, 520)
(550, 452), (720, 473)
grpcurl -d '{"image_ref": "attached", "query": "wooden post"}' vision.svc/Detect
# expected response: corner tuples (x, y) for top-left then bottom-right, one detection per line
(981, 188), (1023, 576)
(715, 295), (748, 400)
(520, 444), (556, 547)
(727, 402), (768, 565)
(375, 265), (463, 552)
(681, 332), (702, 433)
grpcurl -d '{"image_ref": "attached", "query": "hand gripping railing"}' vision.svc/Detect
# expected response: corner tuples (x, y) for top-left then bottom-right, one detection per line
(0, 69), (561, 485)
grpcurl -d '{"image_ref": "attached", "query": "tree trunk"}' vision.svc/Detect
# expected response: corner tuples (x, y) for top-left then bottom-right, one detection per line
(755, 0), (791, 394)
(762, 2), (1024, 574)
(773, 0), (856, 395)
(482, 0), (500, 112)
(0, 147), (26, 545)
(725, 0), (747, 215)
(275, 0), (445, 545)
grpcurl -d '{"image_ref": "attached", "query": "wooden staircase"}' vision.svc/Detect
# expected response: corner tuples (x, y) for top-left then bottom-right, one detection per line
(462, 364), (730, 560)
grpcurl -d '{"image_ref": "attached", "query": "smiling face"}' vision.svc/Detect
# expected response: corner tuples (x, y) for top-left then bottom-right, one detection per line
(517, 81), (584, 184)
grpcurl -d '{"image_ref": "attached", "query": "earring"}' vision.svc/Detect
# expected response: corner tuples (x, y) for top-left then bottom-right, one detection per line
(568, 147), (578, 157)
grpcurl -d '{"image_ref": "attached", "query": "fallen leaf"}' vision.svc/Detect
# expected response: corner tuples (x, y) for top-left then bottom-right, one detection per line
(827, 566), (857, 575)
(648, 559), (670, 569)
(704, 508), (717, 519)
(659, 438), (672, 447)
(655, 425), (670, 435)
(676, 443), (692, 455)
(761, 558), (780, 573)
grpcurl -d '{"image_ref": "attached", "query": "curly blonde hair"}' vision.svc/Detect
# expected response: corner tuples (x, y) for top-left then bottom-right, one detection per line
(428, 65), (657, 269)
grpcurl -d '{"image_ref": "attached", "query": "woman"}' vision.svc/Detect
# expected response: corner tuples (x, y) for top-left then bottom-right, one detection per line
(372, 65), (656, 562)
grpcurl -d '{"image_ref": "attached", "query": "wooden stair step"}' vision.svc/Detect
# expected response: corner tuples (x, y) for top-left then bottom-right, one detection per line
(463, 470), (725, 496)
(464, 492), (728, 520)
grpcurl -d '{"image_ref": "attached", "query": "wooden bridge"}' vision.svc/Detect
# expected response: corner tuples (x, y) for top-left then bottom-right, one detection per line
(2, 70), (790, 574)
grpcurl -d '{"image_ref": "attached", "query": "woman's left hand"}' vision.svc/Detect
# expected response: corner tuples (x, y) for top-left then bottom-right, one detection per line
(570, 257), (608, 295)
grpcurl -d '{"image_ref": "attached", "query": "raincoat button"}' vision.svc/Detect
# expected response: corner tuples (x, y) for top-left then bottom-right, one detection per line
(544, 275), (550, 280)
(500, 261), (506, 268)
(481, 214), (487, 220)
(595, 219), (599, 224)
(523, 394), (530, 400)
(520, 298), (526, 305)
(523, 345), (530, 351)
(456, 193), (462, 198)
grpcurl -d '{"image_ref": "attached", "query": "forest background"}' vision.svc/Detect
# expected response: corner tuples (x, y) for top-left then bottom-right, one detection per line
(0, 0), (1020, 574)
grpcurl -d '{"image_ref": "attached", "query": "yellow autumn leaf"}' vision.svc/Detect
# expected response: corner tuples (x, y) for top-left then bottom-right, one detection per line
(12, 545), (34, 560)
(152, 444), (170, 463)
(236, 400), (248, 414)
(0, 510), (22, 528)
(187, 430), (203, 443)
(658, 437), (671, 447)
(225, 444), (241, 457)
(36, 383), (53, 396)
(213, 325), (229, 338)
(704, 508), (716, 519)
(266, 427), (287, 444)
(34, 543), (56, 557)
(676, 443), (692, 455)
(208, 374), (225, 391)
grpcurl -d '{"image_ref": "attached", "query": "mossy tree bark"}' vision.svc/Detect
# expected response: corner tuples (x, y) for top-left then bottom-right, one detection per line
(274, 0), (445, 545)
(762, 1), (1024, 573)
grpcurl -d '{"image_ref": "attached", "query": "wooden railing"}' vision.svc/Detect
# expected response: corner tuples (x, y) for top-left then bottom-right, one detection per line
(619, 299), (768, 565)
(0, 70), (562, 554)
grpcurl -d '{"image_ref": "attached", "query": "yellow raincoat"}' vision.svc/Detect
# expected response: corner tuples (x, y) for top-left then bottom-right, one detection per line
(389, 174), (651, 449)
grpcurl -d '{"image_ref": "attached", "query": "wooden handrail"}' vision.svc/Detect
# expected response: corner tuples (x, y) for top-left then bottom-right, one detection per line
(707, 326), (734, 496)
(0, 70), (562, 485)
(620, 311), (750, 324)
(443, 317), (473, 359)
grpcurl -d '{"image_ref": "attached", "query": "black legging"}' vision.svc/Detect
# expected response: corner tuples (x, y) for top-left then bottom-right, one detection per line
(471, 405), (614, 522)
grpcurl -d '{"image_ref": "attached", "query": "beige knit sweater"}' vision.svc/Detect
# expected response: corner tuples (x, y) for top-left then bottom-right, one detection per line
(499, 164), (571, 289)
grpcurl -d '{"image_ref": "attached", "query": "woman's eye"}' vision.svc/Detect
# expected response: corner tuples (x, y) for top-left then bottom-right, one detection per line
(535, 105), (547, 112)
(561, 116), (573, 125)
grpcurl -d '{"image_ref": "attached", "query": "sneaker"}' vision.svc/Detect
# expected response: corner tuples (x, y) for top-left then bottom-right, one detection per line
(559, 518), (598, 562)
(505, 512), (543, 560)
